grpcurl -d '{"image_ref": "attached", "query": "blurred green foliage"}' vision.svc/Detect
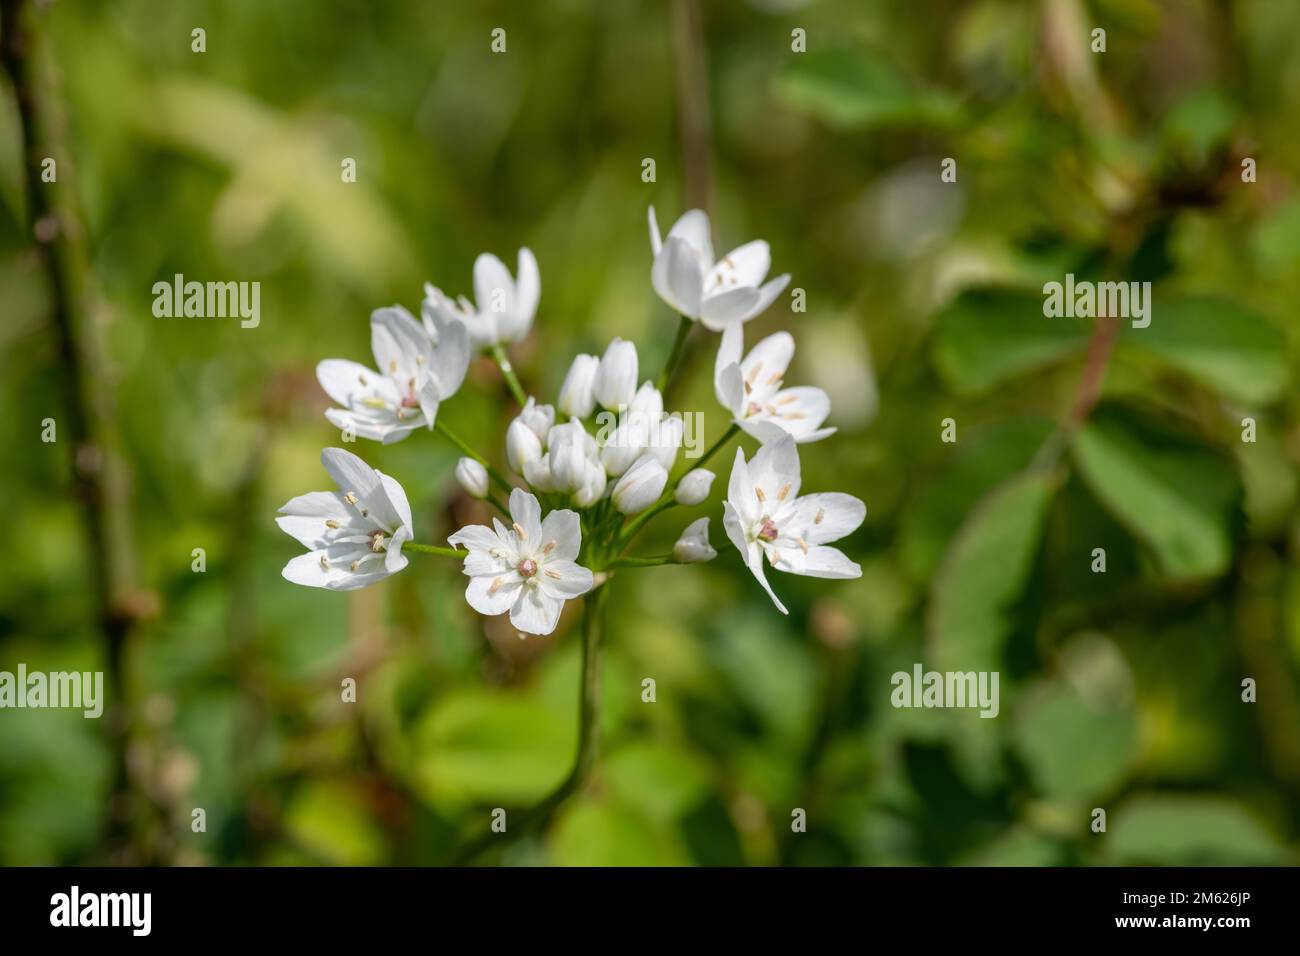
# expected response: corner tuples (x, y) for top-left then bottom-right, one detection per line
(2, 0), (1300, 866)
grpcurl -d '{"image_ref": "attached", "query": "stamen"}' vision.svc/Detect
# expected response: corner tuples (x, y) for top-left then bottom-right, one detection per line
(767, 371), (782, 385)
(361, 396), (389, 410)
(544, 568), (562, 580)
(785, 411), (807, 420)
(814, 508), (824, 524)
(797, 537), (809, 554)
(743, 380), (752, 395)
(512, 522), (528, 541)
(350, 560), (361, 572)
(542, 540), (557, 555)
(319, 555), (329, 569)
(778, 482), (791, 501)
(344, 492), (359, 505)
(489, 577), (503, 595)
(358, 374), (368, 386)
(370, 531), (385, 552)
(325, 519), (340, 529)
(745, 362), (764, 384)
(389, 359), (398, 373)
(776, 394), (798, 405)
(755, 487), (766, 502)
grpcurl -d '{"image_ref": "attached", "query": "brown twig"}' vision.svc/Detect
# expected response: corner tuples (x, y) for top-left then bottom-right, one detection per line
(1, 0), (143, 860)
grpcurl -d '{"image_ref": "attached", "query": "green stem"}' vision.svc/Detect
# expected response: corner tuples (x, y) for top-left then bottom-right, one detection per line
(656, 314), (693, 393)
(490, 344), (528, 406)
(434, 418), (512, 492)
(618, 499), (677, 547)
(605, 554), (677, 569)
(443, 585), (607, 864)
(404, 542), (467, 558)
(687, 422), (741, 475)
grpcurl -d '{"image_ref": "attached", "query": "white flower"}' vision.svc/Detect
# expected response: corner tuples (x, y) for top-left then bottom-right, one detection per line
(557, 354), (599, 418)
(574, 460), (607, 508)
(423, 248), (540, 350)
(548, 419), (597, 493)
(714, 321), (835, 445)
(523, 453), (557, 492)
(277, 448), (413, 590)
(612, 454), (668, 515)
(455, 457), (489, 499)
(598, 382), (681, 477)
(517, 397), (555, 444)
(649, 206), (790, 330)
(448, 488), (595, 636)
(506, 418), (543, 472)
(593, 337), (638, 411)
(674, 468), (715, 505)
(722, 436), (864, 614)
(674, 517), (717, 563)
(317, 306), (469, 444)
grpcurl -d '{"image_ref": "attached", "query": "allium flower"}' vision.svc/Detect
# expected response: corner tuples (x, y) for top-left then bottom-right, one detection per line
(557, 354), (599, 418)
(674, 517), (717, 563)
(317, 306), (470, 444)
(599, 382), (683, 477)
(723, 436), (864, 614)
(674, 468), (716, 505)
(423, 248), (540, 350)
(506, 418), (543, 472)
(714, 321), (835, 445)
(277, 448), (413, 590)
(649, 206), (790, 330)
(448, 489), (595, 636)
(517, 397), (555, 444)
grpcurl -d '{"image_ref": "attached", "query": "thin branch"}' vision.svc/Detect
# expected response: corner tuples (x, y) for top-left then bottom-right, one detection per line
(1, 0), (144, 860)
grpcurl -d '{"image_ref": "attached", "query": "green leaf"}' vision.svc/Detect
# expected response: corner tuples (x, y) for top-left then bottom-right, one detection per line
(550, 798), (679, 866)
(284, 781), (388, 866)
(1109, 795), (1289, 865)
(901, 418), (1054, 579)
(1013, 683), (1136, 799)
(933, 288), (1091, 395)
(412, 691), (572, 804)
(1071, 409), (1238, 579)
(776, 49), (962, 130)
(1118, 296), (1287, 404)
(603, 743), (712, 823)
(929, 471), (1055, 671)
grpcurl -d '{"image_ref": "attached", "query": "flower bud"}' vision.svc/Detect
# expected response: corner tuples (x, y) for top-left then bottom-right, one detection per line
(574, 459), (608, 508)
(674, 467), (715, 505)
(518, 397), (555, 445)
(648, 413), (684, 472)
(594, 337), (638, 410)
(557, 354), (599, 418)
(506, 418), (542, 472)
(628, 381), (664, 422)
(611, 454), (668, 515)
(523, 452), (557, 492)
(454, 457), (489, 499)
(599, 420), (646, 478)
(548, 420), (590, 492)
(673, 518), (716, 563)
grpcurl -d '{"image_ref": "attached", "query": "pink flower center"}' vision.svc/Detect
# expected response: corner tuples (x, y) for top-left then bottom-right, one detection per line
(400, 395), (420, 408)
(758, 518), (780, 542)
(517, 558), (538, 578)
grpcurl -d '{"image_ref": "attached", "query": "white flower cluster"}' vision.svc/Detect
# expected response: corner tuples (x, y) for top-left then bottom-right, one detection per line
(278, 208), (865, 634)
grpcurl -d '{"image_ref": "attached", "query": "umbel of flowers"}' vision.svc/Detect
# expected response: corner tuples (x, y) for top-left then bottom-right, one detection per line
(279, 207), (865, 636)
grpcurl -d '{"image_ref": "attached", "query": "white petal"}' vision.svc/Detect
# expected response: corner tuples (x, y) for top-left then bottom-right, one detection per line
(666, 208), (714, 267)
(648, 206), (663, 257)
(708, 239), (770, 288)
(473, 252), (515, 323)
(508, 488), (543, 543)
(371, 306), (428, 386)
(377, 471), (413, 534)
(466, 573), (522, 616)
(538, 560), (594, 599)
(786, 492), (866, 545)
(539, 509), (582, 561)
(510, 587), (564, 636)
(651, 237), (704, 318)
(384, 525), (411, 574)
(699, 286), (762, 330)
(316, 359), (383, 408)
(747, 435), (801, 502)
(424, 304), (471, 396)
(722, 502), (787, 614)
(774, 543), (861, 579)
(725, 446), (760, 527)
(282, 551), (391, 591)
(741, 331), (795, 386)
(511, 247), (540, 339)
(715, 361), (744, 415)
(737, 273), (790, 323)
(322, 447), (381, 501)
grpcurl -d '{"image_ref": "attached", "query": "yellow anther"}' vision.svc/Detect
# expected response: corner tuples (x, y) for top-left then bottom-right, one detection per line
(814, 508), (824, 524)
(778, 482), (791, 501)
(325, 519), (340, 529)
(512, 522), (528, 541)
(755, 486), (766, 502)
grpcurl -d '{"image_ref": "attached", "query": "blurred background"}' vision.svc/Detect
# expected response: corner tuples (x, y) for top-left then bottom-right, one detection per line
(2, 0), (1299, 866)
